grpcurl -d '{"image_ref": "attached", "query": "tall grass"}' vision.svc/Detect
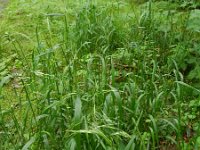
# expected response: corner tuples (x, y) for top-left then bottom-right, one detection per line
(0, 0), (200, 149)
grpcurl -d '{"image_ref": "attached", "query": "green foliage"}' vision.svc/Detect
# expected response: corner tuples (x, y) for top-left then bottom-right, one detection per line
(0, 0), (200, 149)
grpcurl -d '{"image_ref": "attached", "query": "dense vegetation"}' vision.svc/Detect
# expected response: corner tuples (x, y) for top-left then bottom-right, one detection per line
(0, 0), (200, 149)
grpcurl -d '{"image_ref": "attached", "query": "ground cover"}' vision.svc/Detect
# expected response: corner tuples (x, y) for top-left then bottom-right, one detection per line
(0, 0), (200, 149)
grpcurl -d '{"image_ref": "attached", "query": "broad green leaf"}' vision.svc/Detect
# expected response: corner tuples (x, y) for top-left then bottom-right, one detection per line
(22, 137), (36, 150)
(74, 96), (82, 124)
(0, 75), (12, 87)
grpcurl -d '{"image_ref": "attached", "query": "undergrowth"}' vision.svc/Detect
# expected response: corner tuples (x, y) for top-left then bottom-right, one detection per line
(0, 0), (200, 149)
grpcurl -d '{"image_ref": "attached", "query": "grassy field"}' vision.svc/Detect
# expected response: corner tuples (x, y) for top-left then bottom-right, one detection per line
(1, 0), (200, 149)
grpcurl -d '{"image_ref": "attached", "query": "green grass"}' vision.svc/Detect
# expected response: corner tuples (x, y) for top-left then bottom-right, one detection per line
(1, 0), (200, 149)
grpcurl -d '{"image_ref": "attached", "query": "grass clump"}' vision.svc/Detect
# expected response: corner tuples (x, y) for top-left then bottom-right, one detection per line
(1, 0), (200, 149)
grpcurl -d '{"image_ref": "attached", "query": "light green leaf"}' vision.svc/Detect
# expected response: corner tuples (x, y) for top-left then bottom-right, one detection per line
(74, 96), (82, 124)
(0, 75), (12, 87)
(22, 137), (36, 150)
